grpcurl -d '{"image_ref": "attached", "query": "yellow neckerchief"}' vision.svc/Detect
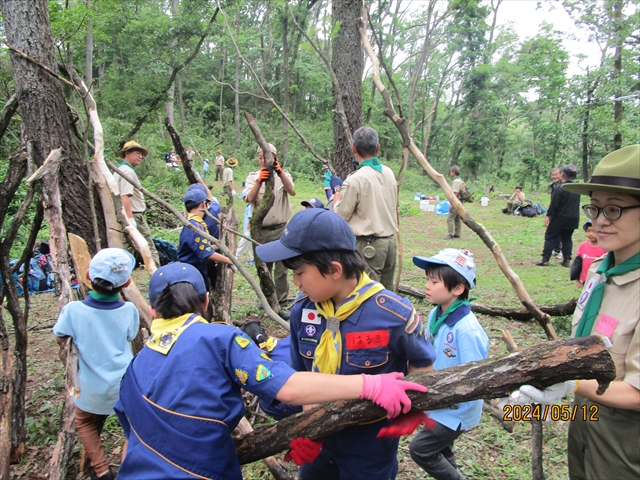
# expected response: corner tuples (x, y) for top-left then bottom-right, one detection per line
(312, 273), (384, 374)
(260, 336), (279, 353)
(147, 313), (207, 355)
(187, 212), (207, 230)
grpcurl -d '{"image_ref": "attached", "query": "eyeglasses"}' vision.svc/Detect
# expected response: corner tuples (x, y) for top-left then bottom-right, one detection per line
(582, 204), (640, 221)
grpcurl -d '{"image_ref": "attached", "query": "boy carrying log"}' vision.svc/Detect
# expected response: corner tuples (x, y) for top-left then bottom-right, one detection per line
(409, 248), (489, 480)
(52, 248), (140, 480)
(114, 262), (428, 479)
(256, 208), (436, 480)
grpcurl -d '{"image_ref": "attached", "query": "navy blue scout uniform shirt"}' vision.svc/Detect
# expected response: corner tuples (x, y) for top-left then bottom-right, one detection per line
(289, 291), (436, 375)
(115, 322), (294, 480)
(204, 201), (221, 239)
(178, 214), (215, 282)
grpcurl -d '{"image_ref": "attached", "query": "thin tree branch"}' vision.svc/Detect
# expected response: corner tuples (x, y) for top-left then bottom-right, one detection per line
(105, 159), (289, 330)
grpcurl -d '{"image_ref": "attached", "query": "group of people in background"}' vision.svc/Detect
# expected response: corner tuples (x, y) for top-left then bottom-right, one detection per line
(53, 133), (638, 479)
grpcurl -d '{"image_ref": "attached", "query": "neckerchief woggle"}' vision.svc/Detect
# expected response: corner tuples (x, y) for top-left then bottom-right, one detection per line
(357, 157), (383, 173)
(430, 299), (470, 342)
(575, 251), (640, 337)
(312, 273), (384, 374)
(147, 313), (207, 355)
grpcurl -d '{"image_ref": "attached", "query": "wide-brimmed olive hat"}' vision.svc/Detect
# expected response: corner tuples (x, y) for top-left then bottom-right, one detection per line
(118, 141), (148, 159)
(226, 157), (238, 167)
(562, 144), (639, 196)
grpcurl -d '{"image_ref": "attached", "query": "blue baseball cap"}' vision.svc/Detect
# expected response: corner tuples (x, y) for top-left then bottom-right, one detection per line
(183, 188), (208, 205)
(301, 198), (325, 209)
(148, 263), (207, 306)
(413, 248), (476, 289)
(187, 183), (208, 195)
(89, 248), (135, 288)
(256, 208), (356, 262)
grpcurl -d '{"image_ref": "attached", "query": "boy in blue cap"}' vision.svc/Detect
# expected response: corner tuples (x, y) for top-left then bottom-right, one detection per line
(256, 208), (436, 480)
(115, 262), (428, 479)
(409, 248), (489, 480)
(53, 248), (140, 480)
(177, 187), (233, 294)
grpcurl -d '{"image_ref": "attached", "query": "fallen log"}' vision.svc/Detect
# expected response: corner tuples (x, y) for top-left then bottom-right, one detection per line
(397, 284), (577, 320)
(235, 336), (615, 464)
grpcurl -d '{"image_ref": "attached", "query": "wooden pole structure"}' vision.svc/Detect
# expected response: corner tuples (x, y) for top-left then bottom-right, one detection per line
(235, 336), (614, 464)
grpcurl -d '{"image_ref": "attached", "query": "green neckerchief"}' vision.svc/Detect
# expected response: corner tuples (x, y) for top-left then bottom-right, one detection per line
(430, 299), (469, 339)
(88, 290), (120, 302)
(575, 251), (640, 337)
(119, 160), (133, 168)
(358, 157), (383, 173)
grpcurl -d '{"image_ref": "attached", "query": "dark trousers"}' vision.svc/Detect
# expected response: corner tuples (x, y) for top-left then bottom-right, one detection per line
(409, 421), (464, 480)
(299, 421), (399, 480)
(542, 221), (574, 259)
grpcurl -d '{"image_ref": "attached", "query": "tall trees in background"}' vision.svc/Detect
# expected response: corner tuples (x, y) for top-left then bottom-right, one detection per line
(331, 0), (363, 177)
(1, 0), (638, 184)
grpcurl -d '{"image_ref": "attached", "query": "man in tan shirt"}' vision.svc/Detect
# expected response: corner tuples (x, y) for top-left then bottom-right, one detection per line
(446, 165), (465, 240)
(245, 143), (295, 318)
(334, 126), (398, 289)
(117, 141), (160, 266)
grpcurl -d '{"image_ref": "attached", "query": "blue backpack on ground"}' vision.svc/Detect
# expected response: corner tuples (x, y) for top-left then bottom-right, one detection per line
(153, 238), (179, 266)
(436, 200), (451, 215)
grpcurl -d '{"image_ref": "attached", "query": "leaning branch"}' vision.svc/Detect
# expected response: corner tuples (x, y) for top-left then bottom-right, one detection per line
(105, 159), (289, 330)
(357, 10), (556, 341)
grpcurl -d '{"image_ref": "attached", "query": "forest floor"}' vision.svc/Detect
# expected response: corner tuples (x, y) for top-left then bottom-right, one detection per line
(8, 181), (583, 479)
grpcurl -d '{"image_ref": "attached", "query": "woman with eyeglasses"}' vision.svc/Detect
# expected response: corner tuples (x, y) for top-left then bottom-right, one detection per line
(509, 144), (640, 479)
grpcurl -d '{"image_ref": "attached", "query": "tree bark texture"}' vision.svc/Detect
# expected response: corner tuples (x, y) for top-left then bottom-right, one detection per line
(212, 208), (238, 324)
(164, 118), (197, 184)
(0, 150), (31, 465)
(1, 0), (107, 253)
(397, 283), (577, 320)
(235, 336), (615, 464)
(331, 0), (363, 178)
(244, 111), (280, 313)
(0, 93), (19, 139)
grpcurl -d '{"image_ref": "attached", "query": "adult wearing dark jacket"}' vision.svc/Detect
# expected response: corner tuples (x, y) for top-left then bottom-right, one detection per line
(536, 164), (581, 266)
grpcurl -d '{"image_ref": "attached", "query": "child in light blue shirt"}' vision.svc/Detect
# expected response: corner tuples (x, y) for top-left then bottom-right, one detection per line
(53, 248), (139, 480)
(409, 248), (489, 480)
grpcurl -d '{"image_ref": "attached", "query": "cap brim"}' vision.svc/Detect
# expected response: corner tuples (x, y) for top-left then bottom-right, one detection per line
(413, 255), (447, 270)
(256, 240), (302, 263)
(562, 182), (639, 196)
(301, 201), (312, 207)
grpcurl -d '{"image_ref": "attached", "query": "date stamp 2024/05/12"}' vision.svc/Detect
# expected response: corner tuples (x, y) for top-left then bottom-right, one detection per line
(503, 404), (599, 422)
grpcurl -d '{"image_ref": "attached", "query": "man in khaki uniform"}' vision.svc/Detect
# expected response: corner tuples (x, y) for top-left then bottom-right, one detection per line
(222, 157), (237, 197)
(334, 126), (398, 289)
(117, 141), (160, 266)
(245, 143), (295, 319)
(445, 165), (464, 240)
(214, 150), (225, 181)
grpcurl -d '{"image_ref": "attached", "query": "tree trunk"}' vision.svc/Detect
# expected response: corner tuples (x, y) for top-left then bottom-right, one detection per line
(331, 0), (363, 179)
(212, 208), (238, 324)
(397, 283), (577, 320)
(281, 11), (290, 164)
(612, 0), (623, 150)
(178, 74), (185, 132)
(1, 0), (107, 253)
(85, 0), (93, 95)
(234, 10), (241, 142)
(235, 336), (615, 464)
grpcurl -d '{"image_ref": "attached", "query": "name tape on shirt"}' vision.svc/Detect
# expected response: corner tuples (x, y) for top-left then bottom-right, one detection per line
(301, 308), (321, 324)
(345, 330), (390, 350)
